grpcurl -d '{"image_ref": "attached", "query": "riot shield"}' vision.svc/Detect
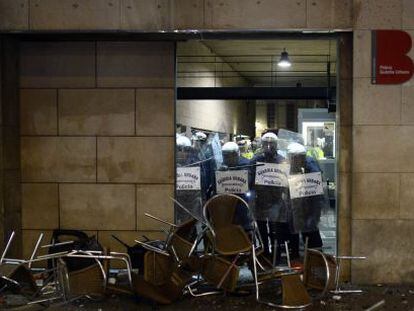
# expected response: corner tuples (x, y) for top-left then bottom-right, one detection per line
(176, 134), (203, 224)
(288, 171), (327, 233)
(283, 139), (330, 234)
(253, 161), (290, 223)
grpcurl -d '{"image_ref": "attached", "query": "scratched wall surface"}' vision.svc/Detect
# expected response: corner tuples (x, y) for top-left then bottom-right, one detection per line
(19, 41), (175, 266)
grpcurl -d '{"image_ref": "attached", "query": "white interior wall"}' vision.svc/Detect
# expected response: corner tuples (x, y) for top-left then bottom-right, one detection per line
(176, 41), (253, 135)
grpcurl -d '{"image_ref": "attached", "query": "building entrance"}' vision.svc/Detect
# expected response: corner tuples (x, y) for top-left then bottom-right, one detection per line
(175, 37), (339, 259)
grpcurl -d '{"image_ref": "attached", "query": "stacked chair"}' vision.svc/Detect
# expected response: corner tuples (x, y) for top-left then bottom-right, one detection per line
(0, 232), (38, 301)
(201, 194), (313, 308)
(201, 194), (257, 293)
(132, 215), (200, 304)
(0, 193), (365, 309)
(302, 247), (366, 296)
(0, 230), (133, 307)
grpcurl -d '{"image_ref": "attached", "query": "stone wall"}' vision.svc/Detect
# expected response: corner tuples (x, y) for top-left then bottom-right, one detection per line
(351, 0), (414, 284)
(0, 0), (352, 32)
(0, 38), (22, 257)
(19, 41), (175, 263)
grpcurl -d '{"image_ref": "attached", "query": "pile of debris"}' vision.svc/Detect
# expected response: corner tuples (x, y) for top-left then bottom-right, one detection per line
(0, 194), (364, 309)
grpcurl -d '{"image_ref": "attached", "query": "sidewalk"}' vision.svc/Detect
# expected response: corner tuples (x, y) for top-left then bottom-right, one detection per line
(41, 285), (414, 311)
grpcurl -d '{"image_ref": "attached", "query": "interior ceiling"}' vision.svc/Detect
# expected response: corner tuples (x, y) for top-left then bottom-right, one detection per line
(178, 39), (337, 87)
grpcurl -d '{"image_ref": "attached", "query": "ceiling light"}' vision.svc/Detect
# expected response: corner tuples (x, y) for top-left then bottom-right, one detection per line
(278, 49), (291, 68)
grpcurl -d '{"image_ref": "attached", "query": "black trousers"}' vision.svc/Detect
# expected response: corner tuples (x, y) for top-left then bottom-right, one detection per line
(257, 221), (323, 263)
(290, 230), (323, 259)
(257, 221), (291, 263)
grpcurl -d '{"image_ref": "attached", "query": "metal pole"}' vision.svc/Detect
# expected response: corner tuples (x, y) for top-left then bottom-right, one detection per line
(182, 157), (213, 167)
(29, 233), (44, 269)
(41, 241), (74, 249)
(144, 213), (177, 227)
(170, 197), (207, 226)
(285, 241), (291, 268)
(0, 231), (15, 265)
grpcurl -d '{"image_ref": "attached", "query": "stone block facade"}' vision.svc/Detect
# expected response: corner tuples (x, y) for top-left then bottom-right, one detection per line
(0, 0), (353, 31)
(350, 0), (414, 284)
(19, 41), (175, 264)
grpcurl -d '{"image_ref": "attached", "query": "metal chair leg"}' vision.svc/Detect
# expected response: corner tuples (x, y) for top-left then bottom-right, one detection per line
(331, 256), (366, 294)
(285, 241), (291, 268)
(0, 231), (15, 265)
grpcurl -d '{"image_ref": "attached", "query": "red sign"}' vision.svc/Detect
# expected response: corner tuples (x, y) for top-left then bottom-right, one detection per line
(372, 30), (414, 84)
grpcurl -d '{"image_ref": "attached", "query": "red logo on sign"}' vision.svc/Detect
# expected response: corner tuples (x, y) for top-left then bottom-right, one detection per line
(372, 30), (414, 84)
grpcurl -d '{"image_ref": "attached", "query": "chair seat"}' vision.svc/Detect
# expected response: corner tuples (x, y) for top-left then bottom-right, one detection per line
(201, 255), (240, 292)
(68, 263), (105, 296)
(215, 225), (252, 256)
(282, 274), (312, 307)
(303, 249), (336, 292)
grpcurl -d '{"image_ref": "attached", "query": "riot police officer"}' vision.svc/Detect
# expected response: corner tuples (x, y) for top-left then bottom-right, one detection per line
(287, 142), (324, 259)
(251, 132), (288, 260)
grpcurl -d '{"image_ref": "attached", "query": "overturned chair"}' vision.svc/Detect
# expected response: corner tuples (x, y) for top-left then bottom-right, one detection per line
(38, 230), (133, 304)
(0, 231), (133, 307)
(0, 231), (38, 301)
(0, 231), (70, 305)
(302, 244), (367, 296)
(201, 194), (314, 308)
(132, 212), (201, 304)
